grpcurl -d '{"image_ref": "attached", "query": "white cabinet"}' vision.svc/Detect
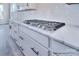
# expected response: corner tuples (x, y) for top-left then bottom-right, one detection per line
(10, 22), (23, 46)
(10, 22), (49, 56)
(50, 38), (79, 56)
(19, 31), (48, 56)
(22, 39), (48, 56)
(10, 21), (79, 56)
(19, 25), (49, 48)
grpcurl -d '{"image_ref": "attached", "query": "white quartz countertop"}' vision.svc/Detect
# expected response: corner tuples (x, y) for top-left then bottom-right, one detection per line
(11, 20), (79, 50)
(51, 25), (79, 49)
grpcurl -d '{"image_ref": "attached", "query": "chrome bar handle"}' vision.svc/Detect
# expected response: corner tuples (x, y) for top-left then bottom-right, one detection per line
(31, 48), (39, 55)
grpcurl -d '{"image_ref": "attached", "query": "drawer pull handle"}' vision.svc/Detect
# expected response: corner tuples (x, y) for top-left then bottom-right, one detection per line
(19, 36), (24, 40)
(31, 48), (39, 55)
(20, 47), (24, 51)
(9, 26), (12, 29)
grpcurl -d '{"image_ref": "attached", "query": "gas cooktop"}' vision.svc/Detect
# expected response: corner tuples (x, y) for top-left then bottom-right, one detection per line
(23, 19), (65, 32)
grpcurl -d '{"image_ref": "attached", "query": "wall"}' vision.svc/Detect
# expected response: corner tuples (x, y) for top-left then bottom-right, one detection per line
(13, 3), (79, 25)
(3, 4), (10, 23)
(0, 3), (10, 24)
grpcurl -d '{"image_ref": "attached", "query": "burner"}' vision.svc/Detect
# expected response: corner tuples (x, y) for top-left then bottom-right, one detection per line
(23, 20), (65, 32)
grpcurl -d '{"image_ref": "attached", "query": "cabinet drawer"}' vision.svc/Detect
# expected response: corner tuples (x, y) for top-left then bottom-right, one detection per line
(10, 22), (19, 33)
(10, 29), (23, 47)
(22, 39), (48, 56)
(19, 25), (49, 48)
(19, 31), (48, 56)
(10, 30), (19, 42)
(50, 38), (79, 55)
(16, 32), (27, 47)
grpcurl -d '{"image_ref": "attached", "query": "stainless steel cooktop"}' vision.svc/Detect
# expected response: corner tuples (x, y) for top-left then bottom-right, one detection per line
(23, 19), (65, 32)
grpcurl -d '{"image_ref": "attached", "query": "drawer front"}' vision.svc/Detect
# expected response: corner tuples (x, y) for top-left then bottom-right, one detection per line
(50, 38), (78, 54)
(10, 30), (18, 42)
(16, 32), (27, 47)
(10, 22), (19, 33)
(19, 25), (49, 48)
(19, 32), (48, 56)
(10, 29), (23, 47)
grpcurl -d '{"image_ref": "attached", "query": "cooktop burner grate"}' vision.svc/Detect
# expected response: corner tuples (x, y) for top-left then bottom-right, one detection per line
(23, 20), (65, 32)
